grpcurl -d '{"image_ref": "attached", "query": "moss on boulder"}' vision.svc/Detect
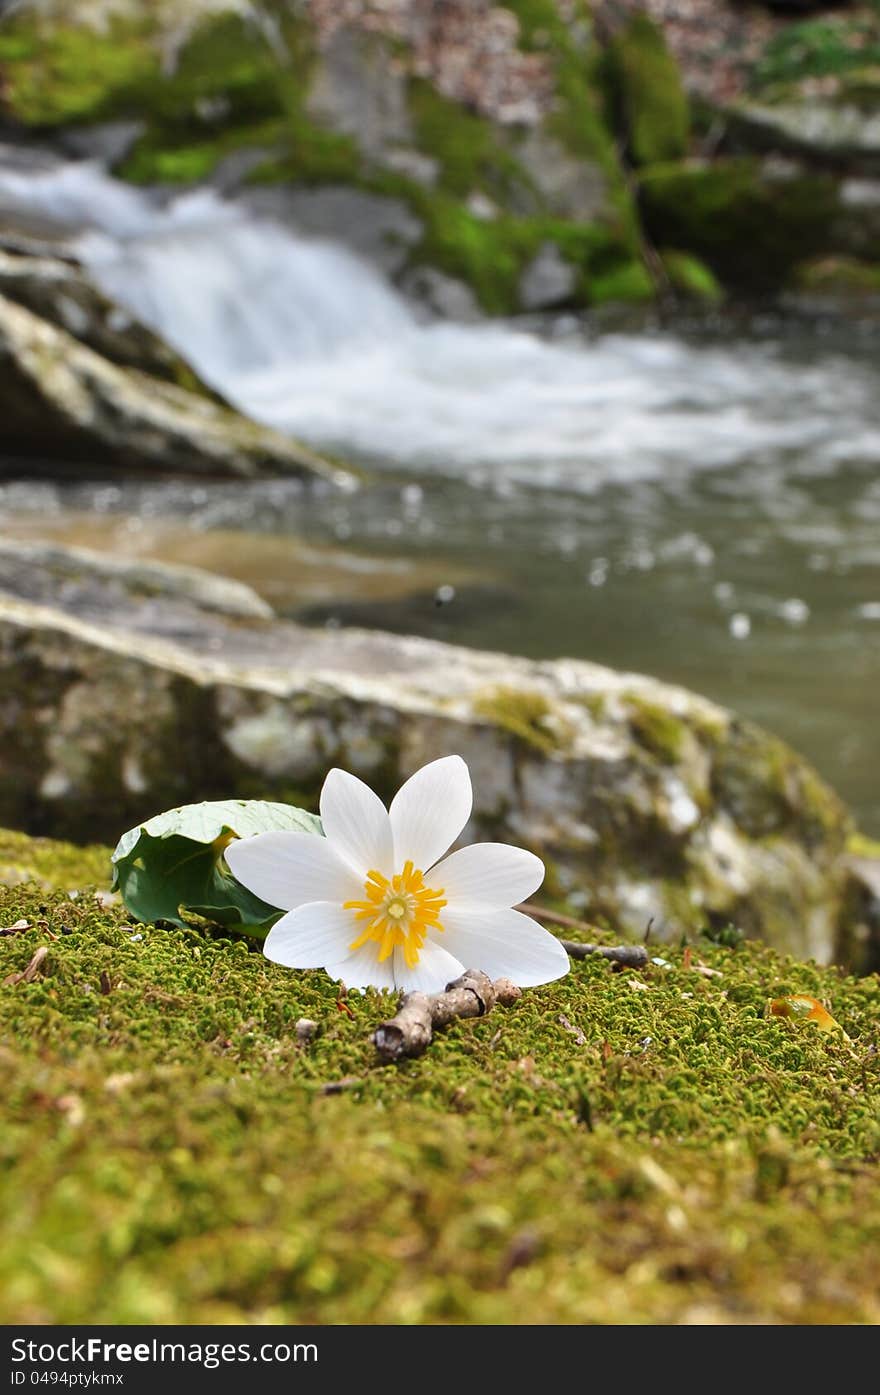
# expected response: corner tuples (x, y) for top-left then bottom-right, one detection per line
(639, 158), (842, 294)
(604, 13), (690, 168)
(0, 835), (878, 1323)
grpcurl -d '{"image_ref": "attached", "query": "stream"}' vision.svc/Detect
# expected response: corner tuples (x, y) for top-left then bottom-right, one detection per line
(1, 158), (879, 833)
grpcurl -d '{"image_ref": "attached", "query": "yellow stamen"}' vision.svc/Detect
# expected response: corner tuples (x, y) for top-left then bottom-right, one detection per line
(343, 860), (446, 968)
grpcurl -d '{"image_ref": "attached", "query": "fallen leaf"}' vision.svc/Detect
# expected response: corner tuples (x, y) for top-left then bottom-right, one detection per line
(627, 977), (650, 991)
(768, 995), (848, 1038)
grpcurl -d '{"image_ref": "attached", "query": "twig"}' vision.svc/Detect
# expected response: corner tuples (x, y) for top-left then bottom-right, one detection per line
(519, 902), (598, 933)
(3, 945), (48, 986)
(518, 903), (650, 968)
(559, 1014), (587, 1046)
(560, 940), (649, 968)
(373, 969), (521, 1063)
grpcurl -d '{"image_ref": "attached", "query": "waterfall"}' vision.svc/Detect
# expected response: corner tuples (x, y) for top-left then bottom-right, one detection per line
(0, 157), (876, 488)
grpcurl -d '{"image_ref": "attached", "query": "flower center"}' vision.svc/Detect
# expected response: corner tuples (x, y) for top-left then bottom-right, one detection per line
(343, 860), (447, 969)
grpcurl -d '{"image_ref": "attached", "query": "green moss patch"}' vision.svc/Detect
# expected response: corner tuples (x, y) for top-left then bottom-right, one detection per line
(0, 16), (158, 127)
(604, 13), (690, 167)
(661, 249), (724, 303)
(625, 696), (686, 765)
(1, 833), (878, 1323)
(639, 159), (842, 295)
(473, 686), (572, 755)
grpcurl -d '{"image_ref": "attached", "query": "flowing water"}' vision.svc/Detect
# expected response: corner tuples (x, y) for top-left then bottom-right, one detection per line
(1, 159), (879, 831)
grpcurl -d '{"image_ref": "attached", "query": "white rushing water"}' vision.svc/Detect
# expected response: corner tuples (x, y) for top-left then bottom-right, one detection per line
(2, 158), (879, 490)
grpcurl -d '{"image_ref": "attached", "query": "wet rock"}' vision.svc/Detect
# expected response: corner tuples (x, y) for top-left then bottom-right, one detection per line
(0, 564), (853, 961)
(241, 186), (422, 278)
(0, 294), (349, 484)
(518, 242), (577, 311)
(0, 249), (215, 393)
(0, 537), (273, 632)
(399, 266), (483, 322)
(728, 94), (880, 173)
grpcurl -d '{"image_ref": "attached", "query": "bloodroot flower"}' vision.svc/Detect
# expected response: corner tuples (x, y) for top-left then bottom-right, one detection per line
(226, 755), (569, 993)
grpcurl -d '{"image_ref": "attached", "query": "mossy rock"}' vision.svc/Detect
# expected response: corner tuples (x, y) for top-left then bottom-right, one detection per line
(604, 13), (690, 167)
(1, 828), (878, 1323)
(639, 158), (842, 294)
(794, 254), (880, 295)
(660, 249), (724, 303)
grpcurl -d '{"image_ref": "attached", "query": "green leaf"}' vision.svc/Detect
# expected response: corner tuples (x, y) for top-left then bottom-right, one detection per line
(111, 799), (323, 933)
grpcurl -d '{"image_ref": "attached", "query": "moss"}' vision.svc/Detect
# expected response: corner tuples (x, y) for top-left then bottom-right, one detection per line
(407, 79), (533, 205)
(751, 15), (880, 92)
(639, 159), (843, 296)
(710, 722), (850, 850)
(848, 832), (880, 860)
(1, 838), (879, 1323)
(660, 249), (724, 302)
(506, 0), (640, 246)
(473, 686), (572, 756)
(625, 696), (686, 765)
(604, 13), (690, 167)
(794, 255), (880, 295)
(0, 16), (158, 127)
(589, 258), (655, 306)
(0, 828), (109, 891)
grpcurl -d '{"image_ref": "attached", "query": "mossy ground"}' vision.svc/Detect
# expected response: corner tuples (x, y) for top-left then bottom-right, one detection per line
(1, 829), (878, 1324)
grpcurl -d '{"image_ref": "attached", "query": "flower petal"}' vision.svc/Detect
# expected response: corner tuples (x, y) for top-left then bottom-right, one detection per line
(320, 767), (393, 878)
(389, 755), (473, 874)
(392, 938), (465, 994)
(324, 939), (397, 993)
(262, 900), (354, 969)
(225, 830), (362, 911)
(430, 842), (544, 910)
(438, 907), (569, 987)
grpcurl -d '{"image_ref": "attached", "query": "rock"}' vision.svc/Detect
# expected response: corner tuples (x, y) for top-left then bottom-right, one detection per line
(0, 575), (852, 961)
(241, 186), (423, 278)
(513, 128), (610, 222)
(639, 157), (843, 294)
(306, 27), (412, 164)
(0, 295), (349, 484)
(727, 95), (880, 173)
(518, 242), (577, 311)
(0, 249), (215, 393)
(399, 266), (484, 322)
(0, 538), (274, 632)
(840, 851), (880, 975)
(605, 13), (690, 168)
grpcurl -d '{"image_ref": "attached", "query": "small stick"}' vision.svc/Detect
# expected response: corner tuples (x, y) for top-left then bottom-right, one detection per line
(519, 902), (597, 933)
(519, 903), (648, 967)
(3, 945), (48, 986)
(560, 940), (649, 968)
(373, 970), (522, 1063)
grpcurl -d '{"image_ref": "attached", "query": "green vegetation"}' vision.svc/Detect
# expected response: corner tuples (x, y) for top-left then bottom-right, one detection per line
(752, 13), (880, 92)
(639, 159), (842, 294)
(0, 17), (158, 127)
(1, 830), (878, 1323)
(473, 686), (570, 755)
(604, 13), (690, 167)
(795, 255), (880, 295)
(625, 697), (685, 766)
(709, 722), (849, 850)
(660, 250), (723, 303)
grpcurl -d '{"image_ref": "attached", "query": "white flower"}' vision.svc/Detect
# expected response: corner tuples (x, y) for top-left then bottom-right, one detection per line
(225, 755), (570, 994)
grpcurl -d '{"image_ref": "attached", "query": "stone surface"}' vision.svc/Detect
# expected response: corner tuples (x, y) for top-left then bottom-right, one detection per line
(0, 294), (348, 484)
(518, 241), (578, 311)
(729, 97), (880, 172)
(0, 537), (274, 628)
(399, 266), (484, 321)
(240, 186), (423, 277)
(0, 249), (215, 392)
(0, 566), (852, 960)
